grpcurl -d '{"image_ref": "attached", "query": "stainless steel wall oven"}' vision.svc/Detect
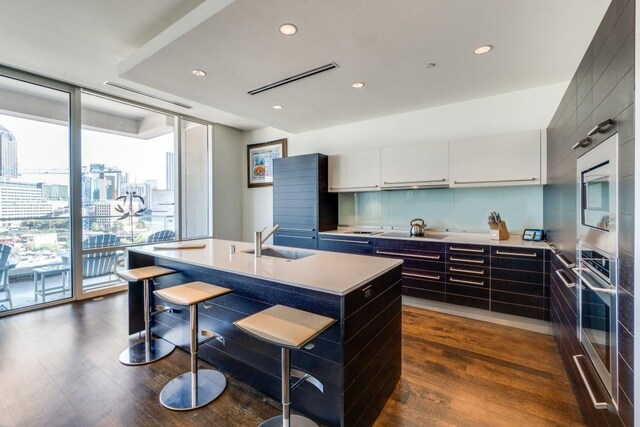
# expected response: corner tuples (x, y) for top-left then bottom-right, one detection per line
(575, 133), (618, 407)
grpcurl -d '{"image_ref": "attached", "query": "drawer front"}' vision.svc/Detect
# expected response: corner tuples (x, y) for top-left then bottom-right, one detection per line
(491, 278), (544, 297)
(446, 273), (488, 296)
(447, 243), (490, 256)
(446, 264), (489, 278)
(491, 268), (543, 285)
(400, 258), (445, 273)
(491, 256), (544, 272)
(274, 231), (318, 250)
(403, 285), (445, 302)
(490, 246), (545, 260)
(446, 293), (490, 310)
(375, 238), (445, 253)
(447, 254), (488, 266)
(318, 235), (374, 255)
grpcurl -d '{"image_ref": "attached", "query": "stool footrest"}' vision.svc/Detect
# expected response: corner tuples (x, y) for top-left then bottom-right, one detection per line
(152, 305), (173, 315)
(291, 368), (323, 393)
(201, 330), (225, 347)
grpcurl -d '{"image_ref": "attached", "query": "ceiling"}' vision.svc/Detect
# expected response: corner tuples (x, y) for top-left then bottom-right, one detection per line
(2, 0), (610, 133)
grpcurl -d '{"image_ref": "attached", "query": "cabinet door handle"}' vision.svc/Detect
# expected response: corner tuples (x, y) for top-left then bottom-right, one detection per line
(556, 253), (576, 268)
(450, 277), (484, 286)
(571, 137), (592, 150)
(279, 227), (316, 232)
(453, 178), (537, 184)
(449, 267), (484, 275)
(376, 250), (440, 260)
(572, 355), (608, 409)
(383, 179), (446, 184)
(330, 185), (379, 190)
(449, 256), (484, 264)
(495, 250), (537, 258)
(403, 272), (441, 281)
(276, 234), (315, 240)
(320, 237), (370, 244)
(449, 246), (485, 253)
(587, 118), (614, 137)
(555, 270), (575, 288)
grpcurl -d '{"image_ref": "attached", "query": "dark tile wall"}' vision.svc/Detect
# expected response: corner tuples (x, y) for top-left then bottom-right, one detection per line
(544, 0), (634, 425)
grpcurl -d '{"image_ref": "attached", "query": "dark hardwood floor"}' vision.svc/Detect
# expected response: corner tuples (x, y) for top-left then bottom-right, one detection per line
(0, 293), (583, 426)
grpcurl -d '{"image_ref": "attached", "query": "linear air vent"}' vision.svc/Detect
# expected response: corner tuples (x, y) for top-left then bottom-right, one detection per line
(103, 81), (192, 109)
(247, 62), (339, 95)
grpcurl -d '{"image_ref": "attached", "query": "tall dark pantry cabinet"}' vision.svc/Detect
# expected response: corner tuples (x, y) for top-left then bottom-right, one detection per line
(544, 0), (635, 425)
(272, 153), (338, 249)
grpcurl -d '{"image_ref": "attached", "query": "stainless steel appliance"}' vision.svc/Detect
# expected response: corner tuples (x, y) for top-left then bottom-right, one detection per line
(575, 133), (618, 407)
(409, 218), (427, 236)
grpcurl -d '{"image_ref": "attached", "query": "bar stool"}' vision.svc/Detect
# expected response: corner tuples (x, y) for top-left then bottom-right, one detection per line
(234, 305), (336, 427)
(154, 281), (232, 411)
(118, 265), (176, 366)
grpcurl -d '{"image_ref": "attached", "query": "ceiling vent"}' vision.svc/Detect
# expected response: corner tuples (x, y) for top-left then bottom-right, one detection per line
(103, 81), (192, 109)
(248, 62), (339, 95)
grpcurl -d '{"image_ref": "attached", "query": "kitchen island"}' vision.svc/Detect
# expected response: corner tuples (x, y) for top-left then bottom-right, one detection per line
(127, 238), (403, 427)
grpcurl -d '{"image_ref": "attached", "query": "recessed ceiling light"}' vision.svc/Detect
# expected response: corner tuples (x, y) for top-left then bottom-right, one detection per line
(474, 45), (493, 55)
(192, 69), (207, 77)
(272, 105), (283, 110)
(279, 23), (298, 36)
(351, 82), (365, 89)
(424, 63), (436, 69)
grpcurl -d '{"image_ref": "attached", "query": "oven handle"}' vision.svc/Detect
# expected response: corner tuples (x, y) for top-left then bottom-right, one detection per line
(555, 270), (575, 288)
(572, 268), (616, 294)
(572, 355), (609, 410)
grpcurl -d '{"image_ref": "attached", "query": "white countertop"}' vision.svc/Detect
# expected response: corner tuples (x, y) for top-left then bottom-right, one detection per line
(128, 238), (402, 296)
(320, 228), (550, 249)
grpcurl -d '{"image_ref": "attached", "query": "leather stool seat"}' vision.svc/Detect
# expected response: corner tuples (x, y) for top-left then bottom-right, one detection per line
(234, 305), (334, 349)
(154, 281), (231, 306)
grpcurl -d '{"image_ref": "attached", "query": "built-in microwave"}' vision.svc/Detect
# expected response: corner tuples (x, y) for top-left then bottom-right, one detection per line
(575, 133), (618, 407)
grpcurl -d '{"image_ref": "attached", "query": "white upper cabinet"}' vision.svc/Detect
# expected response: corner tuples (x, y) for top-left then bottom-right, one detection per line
(449, 130), (543, 187)
(381, 141), (449, 188)
(328, 149), (381, 192)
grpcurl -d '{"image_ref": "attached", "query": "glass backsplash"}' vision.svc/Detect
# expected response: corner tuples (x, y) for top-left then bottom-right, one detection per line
(338, 186), (543, 233)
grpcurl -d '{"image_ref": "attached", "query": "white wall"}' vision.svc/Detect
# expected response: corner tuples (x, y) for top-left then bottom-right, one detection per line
(213, 123), (243, 240)
(241, 82), (568, 241)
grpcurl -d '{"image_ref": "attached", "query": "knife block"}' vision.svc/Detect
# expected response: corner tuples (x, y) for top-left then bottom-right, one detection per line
(488, 221), (509, 241)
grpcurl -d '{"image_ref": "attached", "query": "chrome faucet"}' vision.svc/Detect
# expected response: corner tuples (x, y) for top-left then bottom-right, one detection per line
(254, 224), (280, 257)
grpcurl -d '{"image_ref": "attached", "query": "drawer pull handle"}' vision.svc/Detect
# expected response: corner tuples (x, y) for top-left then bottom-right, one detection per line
(556, 253), (576, 268)
(384, 179), (446, 185)
(276, 234), (315, 240)
(449, 256), (484, 264)
(495, 250), (537, 258)
(555, 270), (575, 288)
(279, 227), (316, 232)
(376, 250), (440, 260)
(403, 272), (441, 281)
(449, 246), (485, 253)
(320, 237), (370, 244)
(572, 355), (608, 409)
(449, 267), (484, 275)
(450, 277), (484, 286)
(453, 178), (537, 184)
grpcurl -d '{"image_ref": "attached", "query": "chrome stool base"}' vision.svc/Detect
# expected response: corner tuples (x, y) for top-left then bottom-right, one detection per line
(159, 369), (226, 411)
(119, 338), (175, 366)
(260, 414), (318, 427)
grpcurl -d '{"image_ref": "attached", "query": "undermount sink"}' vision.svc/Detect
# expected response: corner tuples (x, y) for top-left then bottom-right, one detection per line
(242, 247), (315, 260)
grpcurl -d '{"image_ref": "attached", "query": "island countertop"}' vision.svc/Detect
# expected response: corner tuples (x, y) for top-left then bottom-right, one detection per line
(128, 238), (402, 296)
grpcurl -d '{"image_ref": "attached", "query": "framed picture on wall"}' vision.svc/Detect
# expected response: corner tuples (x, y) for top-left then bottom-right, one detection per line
(247, 138), (288, 188)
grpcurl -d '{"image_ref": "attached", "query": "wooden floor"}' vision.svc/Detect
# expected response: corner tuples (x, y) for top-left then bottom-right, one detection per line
(0, 293), (583, 427)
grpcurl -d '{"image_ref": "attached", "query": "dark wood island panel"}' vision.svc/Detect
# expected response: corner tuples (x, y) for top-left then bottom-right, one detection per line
(127, 250), (402, 427)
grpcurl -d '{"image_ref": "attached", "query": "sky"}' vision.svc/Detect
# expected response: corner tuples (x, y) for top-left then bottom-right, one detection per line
(0, 113), (174, 189)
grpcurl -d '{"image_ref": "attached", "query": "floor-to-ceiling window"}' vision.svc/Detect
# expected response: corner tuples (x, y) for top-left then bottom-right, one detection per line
(0, 74), (71, 313)
(0, 67), (213, 316)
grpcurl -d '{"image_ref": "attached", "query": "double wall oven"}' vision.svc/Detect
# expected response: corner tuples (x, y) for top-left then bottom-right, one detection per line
(574, 133), (618, 408)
